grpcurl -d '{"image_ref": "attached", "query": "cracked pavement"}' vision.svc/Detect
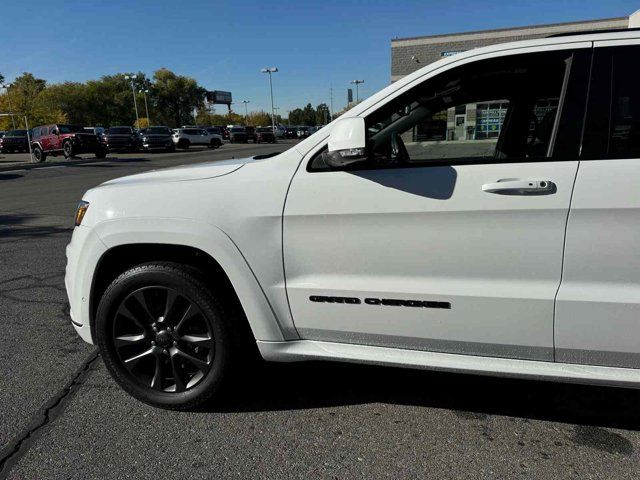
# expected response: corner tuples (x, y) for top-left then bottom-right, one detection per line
(1, 146), (640, 479)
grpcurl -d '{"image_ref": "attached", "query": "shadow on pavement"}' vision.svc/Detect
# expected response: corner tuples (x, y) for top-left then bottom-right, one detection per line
(0, 173), (23, 180)
(210, 360), (640, 431)
(73, 157), (151, 166)
(0, 213), (70, 239)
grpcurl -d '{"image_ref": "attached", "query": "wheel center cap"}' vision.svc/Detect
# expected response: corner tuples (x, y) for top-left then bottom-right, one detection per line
(155, 330), (172, 348)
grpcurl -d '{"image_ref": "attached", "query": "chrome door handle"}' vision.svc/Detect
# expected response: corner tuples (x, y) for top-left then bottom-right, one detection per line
(482, 179), (554, 194)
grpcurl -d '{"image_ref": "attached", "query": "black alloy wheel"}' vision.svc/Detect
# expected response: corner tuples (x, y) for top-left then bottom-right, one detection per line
(112, 286), (215, 392)
(96, 263), (236, 409)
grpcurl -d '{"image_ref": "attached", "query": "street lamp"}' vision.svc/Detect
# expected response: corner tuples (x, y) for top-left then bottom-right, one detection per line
(124, 75), (140, 128)
(1, 84), (16, 129)
(273, 107), (280, 124)
(350, 79), (365, 103)
(242, 100), (250, 123)
(261, 67), (278, 133)
(139, 88), (151, 126)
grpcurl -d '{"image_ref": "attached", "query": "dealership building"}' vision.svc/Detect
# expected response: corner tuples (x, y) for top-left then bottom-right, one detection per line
(391, 11), (640, 142)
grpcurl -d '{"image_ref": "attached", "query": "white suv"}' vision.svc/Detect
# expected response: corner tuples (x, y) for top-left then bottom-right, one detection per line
(172, 127), (222, 149)
(66, 29), (640, 409)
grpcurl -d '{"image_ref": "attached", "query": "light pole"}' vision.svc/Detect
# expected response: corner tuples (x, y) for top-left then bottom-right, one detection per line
(261, 67), (278, 133)
(124, 75), (140, 128)
(1, 84), (16, 129)
(350, 79), (365, 103)
(242, 100), (250, 124)
(139, 88), (150, 127)
(273, 107), (280, 125)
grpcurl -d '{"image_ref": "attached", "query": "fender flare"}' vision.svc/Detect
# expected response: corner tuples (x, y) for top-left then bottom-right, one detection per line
(93, 217), (288, 342)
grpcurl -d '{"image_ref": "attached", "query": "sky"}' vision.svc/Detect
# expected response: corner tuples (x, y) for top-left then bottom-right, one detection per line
(1, 0), (639, 115)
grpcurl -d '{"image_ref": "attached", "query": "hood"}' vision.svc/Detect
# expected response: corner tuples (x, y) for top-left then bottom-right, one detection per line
(99, 157), (251, 187)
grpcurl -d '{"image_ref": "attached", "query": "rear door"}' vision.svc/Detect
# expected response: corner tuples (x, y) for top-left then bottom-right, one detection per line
(284, 46), (591, 361)
(556, 41), (640, 368)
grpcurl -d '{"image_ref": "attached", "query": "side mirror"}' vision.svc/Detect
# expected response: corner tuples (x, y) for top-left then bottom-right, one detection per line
(52, 128), (59, 135)
(324, 117), (367, 168)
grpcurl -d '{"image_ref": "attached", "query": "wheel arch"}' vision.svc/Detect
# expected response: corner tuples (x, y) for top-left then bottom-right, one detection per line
(90, 219), (287, 345)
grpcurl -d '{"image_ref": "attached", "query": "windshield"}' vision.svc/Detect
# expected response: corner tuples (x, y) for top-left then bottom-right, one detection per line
(107, 127), (132, 134)
(257, 128), (272, 133)
(57, 125), (85, 134)
(231, 127), (245, 133)
(6, 130), (27, 136)
(146, 127), (172, 135)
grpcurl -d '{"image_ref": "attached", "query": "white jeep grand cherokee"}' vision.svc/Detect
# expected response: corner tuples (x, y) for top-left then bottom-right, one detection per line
(66, 29), (640, 409)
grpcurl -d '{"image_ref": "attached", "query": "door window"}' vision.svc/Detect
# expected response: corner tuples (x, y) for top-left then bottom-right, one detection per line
(311, 50), (581, 171)
(581, 45), (640, 159)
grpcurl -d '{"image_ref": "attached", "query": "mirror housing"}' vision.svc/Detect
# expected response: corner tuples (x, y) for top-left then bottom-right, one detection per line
(325, 117), (367, 168)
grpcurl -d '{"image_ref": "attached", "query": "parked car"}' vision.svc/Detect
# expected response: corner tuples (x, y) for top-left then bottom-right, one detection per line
(0, 129), (29, 153)
(0, 131), (6, 139)
(31, 124), (105, 162)
(254, 127), (276, 143)
(172, 128), (222, 149)
(273, 125), (287, 139)
(284, 126), (298, 139)
(214, 125), (230, 140)
(139, 126), (175, 152)
(101, 126), (140, 152)
(205, 127), (224, 138)
(244, 126), (255, 141)
(228, 126), (248, 143)
(296, 126), (311, 138)
(67, 29), (640, 410)
(84, 126), (105, 136)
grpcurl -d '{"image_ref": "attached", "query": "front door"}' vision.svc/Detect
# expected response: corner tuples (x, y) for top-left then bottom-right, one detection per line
(284, 47), (590, 361)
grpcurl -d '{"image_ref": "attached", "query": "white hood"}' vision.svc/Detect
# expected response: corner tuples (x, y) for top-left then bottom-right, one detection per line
(100, 157), (251, 187)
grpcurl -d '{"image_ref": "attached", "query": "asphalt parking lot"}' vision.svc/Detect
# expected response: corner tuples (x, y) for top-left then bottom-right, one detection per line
(1, 140), (640, 479)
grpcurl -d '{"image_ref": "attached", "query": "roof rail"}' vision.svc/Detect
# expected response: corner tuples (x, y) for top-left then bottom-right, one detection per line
(547, 27), (640, 38)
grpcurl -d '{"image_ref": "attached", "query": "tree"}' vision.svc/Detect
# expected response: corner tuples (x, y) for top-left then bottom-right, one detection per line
(315, 103), (330, 125)
(151, 68), (206, 127)
(246, 110), (272, 126)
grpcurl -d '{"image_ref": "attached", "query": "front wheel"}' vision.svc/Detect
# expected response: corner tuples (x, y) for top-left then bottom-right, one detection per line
(96, 263), (235, 410)
(95, 148), (107, 159)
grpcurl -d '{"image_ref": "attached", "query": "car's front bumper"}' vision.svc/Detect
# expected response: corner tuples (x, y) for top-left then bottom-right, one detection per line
(65, 225), (108, 344)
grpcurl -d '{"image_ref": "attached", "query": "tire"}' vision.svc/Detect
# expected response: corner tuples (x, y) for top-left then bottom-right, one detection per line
(33, 146), (46, 162)
(215, 139), (222, 148)
(96, 263), (236, 410)
(95, 148), (107, 159)
(177, 139), (190, 149)
(166, 145), (176, 153)
(63, 141), (74, 159)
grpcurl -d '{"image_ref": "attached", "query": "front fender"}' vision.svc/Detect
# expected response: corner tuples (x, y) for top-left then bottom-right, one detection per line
(93, 217), (288, 342)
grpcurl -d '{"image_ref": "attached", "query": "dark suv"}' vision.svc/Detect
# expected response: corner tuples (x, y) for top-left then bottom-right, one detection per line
(31, 124), (106, 162)
(101, 126), (140, 152)
(0, 129), (29, 153)
(254, 127), (276, 143)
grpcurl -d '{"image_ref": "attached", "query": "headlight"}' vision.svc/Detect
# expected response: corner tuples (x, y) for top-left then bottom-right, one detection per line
(142, 136), (149, 142)
(75, 201), (89, 227)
